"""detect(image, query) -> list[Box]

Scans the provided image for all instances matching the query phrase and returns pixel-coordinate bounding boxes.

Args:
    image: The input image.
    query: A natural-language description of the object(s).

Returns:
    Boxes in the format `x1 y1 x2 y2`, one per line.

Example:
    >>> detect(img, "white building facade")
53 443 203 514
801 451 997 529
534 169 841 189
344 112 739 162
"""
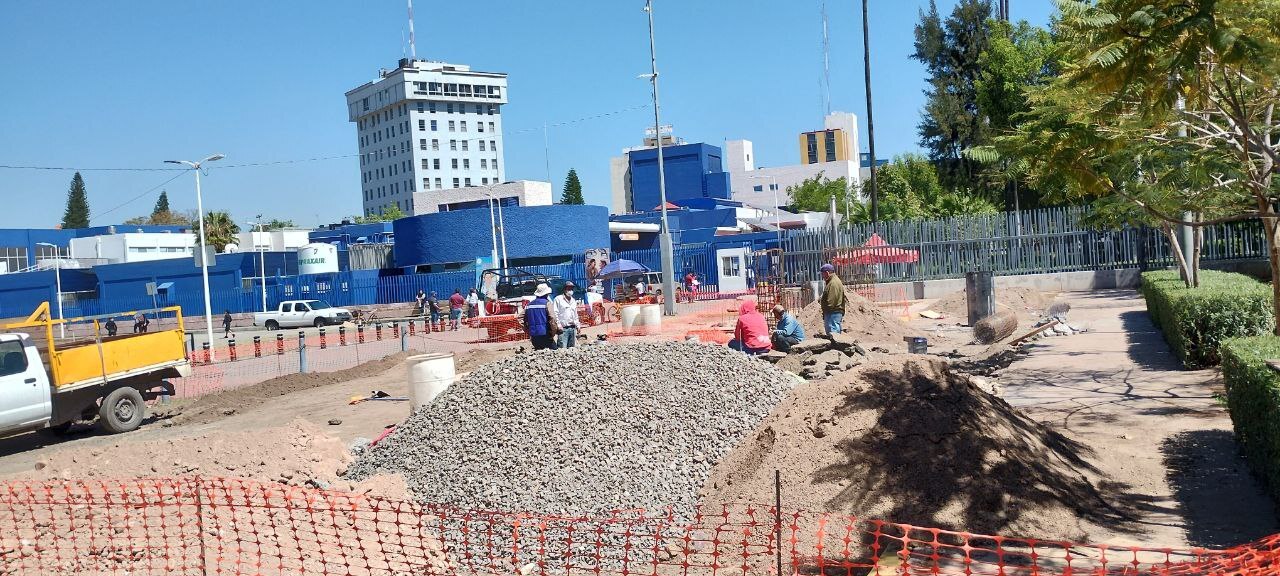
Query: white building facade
68 233 195 264
725 112 862 210
346 58 509 217
412 180 552 215
234 229 313 252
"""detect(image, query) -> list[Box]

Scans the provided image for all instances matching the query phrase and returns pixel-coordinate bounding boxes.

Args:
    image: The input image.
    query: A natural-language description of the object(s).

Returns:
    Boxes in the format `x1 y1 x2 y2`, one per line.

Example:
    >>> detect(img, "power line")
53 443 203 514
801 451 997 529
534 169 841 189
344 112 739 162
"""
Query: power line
90 171 189 222
0 164 182 172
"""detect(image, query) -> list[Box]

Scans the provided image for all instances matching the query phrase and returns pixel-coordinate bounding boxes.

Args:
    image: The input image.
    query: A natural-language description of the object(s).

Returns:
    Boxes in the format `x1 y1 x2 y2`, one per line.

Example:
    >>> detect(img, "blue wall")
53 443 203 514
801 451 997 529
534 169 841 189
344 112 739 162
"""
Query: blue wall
392 204 609 268
628 143 732 211
0 268 97 318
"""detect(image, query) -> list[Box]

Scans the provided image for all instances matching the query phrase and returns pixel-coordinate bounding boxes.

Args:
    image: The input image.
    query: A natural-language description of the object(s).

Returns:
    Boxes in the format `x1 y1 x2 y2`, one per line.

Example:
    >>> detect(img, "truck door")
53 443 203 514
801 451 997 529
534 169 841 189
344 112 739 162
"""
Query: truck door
0 335 52 434
293 302 311 326
280 302 295 327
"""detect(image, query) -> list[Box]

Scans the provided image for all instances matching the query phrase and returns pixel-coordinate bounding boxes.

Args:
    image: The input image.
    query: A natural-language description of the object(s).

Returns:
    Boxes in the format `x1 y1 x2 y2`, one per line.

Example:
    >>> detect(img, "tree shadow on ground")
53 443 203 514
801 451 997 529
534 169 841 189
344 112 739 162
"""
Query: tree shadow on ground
1161 429 1279 548
811 360 1165 540
1120 310 1189 372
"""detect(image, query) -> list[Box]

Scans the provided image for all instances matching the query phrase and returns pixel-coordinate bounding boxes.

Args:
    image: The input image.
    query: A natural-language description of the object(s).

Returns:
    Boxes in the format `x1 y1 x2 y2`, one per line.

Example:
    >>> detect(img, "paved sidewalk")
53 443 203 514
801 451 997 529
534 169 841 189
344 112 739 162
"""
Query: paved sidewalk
998 290 1278 549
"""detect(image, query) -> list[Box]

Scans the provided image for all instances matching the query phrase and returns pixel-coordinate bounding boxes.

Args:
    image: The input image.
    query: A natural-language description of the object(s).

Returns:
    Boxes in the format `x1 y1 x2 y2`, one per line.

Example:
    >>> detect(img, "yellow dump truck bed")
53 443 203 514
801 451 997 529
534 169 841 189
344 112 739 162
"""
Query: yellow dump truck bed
4 303 191 390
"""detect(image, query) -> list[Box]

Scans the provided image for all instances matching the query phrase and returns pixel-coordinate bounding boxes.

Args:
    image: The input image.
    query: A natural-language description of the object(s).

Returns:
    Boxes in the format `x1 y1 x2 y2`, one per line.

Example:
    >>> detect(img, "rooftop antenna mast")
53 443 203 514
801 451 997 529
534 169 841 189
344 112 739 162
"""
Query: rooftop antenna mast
821 0 831 116
407 0 417 59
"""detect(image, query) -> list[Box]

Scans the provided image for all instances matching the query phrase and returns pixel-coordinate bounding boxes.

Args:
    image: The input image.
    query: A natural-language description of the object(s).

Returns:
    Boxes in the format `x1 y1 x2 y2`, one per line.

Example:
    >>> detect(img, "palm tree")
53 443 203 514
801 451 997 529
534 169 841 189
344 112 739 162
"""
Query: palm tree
197 211 241 252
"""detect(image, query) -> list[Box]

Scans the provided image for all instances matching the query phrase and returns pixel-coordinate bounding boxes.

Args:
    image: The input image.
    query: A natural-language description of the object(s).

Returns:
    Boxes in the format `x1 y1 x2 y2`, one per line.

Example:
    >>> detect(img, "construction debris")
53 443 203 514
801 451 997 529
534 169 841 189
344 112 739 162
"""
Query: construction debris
973 310 1018 345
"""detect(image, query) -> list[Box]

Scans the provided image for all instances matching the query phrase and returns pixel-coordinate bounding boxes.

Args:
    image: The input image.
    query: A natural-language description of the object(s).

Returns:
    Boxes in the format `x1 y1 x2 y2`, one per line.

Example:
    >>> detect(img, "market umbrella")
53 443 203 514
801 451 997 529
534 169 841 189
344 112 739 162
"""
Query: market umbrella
596 259 651 280
833 233 920 265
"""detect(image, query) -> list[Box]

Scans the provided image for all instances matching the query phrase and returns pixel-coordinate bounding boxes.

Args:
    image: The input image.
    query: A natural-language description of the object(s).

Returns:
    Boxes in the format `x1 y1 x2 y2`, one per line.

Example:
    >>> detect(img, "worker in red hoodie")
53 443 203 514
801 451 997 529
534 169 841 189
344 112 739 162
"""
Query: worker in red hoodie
728 300 772 356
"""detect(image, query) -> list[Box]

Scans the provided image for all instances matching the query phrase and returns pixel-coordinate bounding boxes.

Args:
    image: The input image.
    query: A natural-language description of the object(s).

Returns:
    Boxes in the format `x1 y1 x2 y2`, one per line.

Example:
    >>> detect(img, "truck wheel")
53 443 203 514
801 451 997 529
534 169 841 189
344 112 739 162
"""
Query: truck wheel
265 320 280 331
98 387 145 434
314 317 327 328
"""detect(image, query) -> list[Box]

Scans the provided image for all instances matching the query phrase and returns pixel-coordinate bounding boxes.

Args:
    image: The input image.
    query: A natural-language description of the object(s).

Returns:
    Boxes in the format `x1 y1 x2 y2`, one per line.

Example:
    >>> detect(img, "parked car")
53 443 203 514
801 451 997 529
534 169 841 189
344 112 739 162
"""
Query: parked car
253 300 353 330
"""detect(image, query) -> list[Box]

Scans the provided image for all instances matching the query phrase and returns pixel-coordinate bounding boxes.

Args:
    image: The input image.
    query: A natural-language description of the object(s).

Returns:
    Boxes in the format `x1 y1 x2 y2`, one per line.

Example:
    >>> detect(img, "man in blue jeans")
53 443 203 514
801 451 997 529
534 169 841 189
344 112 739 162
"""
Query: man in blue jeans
523 283 556 350
820 263 846 335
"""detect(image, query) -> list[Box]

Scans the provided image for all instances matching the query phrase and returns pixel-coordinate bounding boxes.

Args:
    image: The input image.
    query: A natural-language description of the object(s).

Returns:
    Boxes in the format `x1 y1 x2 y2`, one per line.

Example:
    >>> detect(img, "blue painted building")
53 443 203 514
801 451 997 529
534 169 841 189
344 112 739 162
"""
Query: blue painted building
309 222 395 248
393 204 609 272
0 224 189 273
627 143 732 212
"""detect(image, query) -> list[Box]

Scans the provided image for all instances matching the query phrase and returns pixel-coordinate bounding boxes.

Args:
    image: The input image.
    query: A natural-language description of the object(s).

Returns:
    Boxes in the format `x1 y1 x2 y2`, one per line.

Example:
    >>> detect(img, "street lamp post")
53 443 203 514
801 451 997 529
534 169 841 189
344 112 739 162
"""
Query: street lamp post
643 0 678 315
254 215 268 313
748 175 783 243
36 243 64 339
480 186 509 270
165 153 224 358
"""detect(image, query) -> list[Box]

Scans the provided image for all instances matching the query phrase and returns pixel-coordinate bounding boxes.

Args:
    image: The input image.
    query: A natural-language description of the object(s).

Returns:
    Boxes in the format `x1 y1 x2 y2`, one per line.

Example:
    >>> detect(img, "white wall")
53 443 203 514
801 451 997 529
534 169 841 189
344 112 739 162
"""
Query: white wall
69 233 195 264
728 158 860 210
237 229 313 252
412 180 552 215
609 156 629 215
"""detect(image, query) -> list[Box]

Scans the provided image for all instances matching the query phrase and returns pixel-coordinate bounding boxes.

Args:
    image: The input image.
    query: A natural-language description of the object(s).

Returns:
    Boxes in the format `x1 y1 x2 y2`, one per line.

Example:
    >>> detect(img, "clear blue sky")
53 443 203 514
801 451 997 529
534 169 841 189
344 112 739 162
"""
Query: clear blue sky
0 1 1056 229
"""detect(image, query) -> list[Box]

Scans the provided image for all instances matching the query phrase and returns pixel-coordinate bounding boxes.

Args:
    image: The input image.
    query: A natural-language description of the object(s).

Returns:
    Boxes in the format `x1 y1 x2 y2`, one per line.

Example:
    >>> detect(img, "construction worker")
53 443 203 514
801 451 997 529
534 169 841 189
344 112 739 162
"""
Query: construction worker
770 304 805 352
820 263 846 335
728 300 772 355
551 281 581 349
523 283 556 350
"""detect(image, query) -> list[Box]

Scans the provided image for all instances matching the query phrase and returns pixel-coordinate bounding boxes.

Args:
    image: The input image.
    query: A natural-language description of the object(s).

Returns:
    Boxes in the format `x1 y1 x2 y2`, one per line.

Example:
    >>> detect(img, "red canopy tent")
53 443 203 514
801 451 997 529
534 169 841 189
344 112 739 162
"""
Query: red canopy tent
832 233 920 265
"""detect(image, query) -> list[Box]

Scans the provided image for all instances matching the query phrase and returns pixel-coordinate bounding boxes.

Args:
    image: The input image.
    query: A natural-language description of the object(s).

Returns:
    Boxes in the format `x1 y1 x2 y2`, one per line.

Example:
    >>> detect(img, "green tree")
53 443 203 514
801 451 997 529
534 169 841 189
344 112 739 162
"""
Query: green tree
353 204 406 223
262 219 295 230
874 154 999 221
785 174 853 213
61 172 90 229
1012 0 1275 298
196 211 241 252
151 191 171 218
913 0 994 189
561 169 585 205
976 20 1057 134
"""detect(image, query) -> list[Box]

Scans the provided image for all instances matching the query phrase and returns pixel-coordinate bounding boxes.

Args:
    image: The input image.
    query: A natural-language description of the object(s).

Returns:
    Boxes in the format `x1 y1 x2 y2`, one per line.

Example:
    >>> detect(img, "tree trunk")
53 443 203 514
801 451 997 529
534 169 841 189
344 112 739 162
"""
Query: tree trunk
1191 213 1202 288
1264 208 1280 337
1161 222 1193 289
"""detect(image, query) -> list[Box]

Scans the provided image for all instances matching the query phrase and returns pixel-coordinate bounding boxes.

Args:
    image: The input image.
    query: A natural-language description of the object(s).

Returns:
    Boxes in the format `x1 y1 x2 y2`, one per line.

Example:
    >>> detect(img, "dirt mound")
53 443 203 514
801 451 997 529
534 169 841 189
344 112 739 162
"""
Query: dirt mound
927 286 1055 321
701 358 1133 543
167 352 414 425
798 288 922 350
14 419 408 499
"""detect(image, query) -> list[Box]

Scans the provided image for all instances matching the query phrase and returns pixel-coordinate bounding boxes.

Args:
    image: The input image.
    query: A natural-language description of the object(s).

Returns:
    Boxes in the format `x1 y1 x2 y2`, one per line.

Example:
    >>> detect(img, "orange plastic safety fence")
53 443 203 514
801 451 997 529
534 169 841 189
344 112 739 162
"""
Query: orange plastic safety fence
4 477 1272 576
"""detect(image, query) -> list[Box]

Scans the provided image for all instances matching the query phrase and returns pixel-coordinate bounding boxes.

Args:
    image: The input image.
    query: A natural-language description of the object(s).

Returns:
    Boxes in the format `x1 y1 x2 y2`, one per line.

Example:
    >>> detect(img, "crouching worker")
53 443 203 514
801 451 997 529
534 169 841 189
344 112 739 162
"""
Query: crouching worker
770 304 805 352
728 300 772 356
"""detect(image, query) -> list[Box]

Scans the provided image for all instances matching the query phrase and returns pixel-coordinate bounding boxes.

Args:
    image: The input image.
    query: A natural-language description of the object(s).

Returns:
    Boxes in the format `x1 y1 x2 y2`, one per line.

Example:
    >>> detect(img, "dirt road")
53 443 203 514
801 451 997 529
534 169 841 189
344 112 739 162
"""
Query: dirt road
996 289 1278 549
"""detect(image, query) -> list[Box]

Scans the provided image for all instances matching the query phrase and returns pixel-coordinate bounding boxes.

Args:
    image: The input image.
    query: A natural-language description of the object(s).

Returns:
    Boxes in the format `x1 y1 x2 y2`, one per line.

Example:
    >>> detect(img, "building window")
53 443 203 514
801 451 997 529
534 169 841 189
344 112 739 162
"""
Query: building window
431 120 438 131
362 97 369 111
431 139 439 150
452 178 460 188
463 159 470 169
460 121 467 132
418 119 425 131
479 141 486 152
435 177 442 188
490 140 497 151
824 131 837 162
721 256 742 277
464 178 472 186
481 159 488 169
419 139 427 150
482 177 489 185
488 122 494 132
478 122 485 133
487 105 495 115
421 159 430 170
452 159 459 169
422 177 430 190
450 140 457 151
446 103 454 113
806 133 819 164
433 159 441 169
461 141 469 151
416 102 424 112
448 121 455 132
752 185 763 192
429 102 437 113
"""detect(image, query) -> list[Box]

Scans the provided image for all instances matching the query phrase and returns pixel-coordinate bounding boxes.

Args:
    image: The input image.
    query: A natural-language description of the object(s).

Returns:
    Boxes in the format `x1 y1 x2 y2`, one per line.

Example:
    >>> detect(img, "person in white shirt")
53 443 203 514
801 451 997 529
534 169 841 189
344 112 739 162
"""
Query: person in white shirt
633 280 647 299
551 281 582 348
465 288 481 318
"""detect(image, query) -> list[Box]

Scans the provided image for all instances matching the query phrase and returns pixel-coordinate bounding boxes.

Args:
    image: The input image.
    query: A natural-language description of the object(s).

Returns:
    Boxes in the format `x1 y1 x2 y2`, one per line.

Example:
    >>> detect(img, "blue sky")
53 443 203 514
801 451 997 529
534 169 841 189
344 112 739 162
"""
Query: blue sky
0 1 1057 229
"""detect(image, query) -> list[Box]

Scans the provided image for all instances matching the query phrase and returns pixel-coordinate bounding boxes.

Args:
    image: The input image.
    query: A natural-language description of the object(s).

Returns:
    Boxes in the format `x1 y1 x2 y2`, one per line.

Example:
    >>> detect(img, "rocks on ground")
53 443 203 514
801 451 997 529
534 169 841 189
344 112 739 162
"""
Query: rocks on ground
797 288 922 352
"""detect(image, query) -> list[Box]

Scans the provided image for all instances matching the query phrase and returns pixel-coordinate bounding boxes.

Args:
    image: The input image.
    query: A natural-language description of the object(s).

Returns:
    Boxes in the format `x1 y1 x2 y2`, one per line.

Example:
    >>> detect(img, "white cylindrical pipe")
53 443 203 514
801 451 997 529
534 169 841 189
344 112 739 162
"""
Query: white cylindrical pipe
620 305 642 329
406 352 455 409
641 304 662 328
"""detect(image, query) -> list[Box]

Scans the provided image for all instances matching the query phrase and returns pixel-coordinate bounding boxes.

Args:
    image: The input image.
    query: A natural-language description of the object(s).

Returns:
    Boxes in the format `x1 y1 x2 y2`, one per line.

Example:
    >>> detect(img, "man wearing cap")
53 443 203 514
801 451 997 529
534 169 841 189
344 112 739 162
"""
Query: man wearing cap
820 263 846 335
551 281 582 349
770 304 805 352
523 283 557 350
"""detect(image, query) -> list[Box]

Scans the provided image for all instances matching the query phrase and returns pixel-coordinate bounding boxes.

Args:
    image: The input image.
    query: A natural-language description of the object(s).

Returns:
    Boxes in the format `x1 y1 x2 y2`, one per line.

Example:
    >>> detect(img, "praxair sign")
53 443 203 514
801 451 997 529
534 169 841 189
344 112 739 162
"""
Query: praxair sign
297 244 339 275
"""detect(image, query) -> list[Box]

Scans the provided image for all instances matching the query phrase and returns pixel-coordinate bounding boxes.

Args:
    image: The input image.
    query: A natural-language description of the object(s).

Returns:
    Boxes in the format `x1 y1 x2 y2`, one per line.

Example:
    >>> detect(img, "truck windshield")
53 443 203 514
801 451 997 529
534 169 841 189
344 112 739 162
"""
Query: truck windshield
308 300 332 310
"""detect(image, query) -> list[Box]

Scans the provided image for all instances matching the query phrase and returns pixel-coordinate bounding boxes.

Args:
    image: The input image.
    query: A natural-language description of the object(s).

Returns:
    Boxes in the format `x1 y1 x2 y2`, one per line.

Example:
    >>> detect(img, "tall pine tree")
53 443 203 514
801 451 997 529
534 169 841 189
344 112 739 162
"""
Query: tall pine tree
151 190 171 218
561 169 585 205
61 172 90 229
912 0 993 191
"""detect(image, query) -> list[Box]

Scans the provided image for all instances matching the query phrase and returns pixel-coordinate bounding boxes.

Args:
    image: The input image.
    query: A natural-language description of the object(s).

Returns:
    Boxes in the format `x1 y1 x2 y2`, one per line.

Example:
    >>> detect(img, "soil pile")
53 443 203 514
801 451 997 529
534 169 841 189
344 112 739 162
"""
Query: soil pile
701 358 1133 543
14 419 408 499
927 287 1055 321
797 288 922 350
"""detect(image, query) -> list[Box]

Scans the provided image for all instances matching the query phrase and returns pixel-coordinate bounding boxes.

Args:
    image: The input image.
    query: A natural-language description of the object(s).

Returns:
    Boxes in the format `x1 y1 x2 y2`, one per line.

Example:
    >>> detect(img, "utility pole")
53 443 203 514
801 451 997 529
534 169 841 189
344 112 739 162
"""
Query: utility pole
644 0 678 315
861 0 880 223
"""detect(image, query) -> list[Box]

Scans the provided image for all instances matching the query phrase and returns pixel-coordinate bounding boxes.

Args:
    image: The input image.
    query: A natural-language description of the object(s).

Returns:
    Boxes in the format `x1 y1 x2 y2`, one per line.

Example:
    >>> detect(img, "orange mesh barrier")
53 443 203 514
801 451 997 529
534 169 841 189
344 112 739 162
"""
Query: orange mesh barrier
1 476 1275 575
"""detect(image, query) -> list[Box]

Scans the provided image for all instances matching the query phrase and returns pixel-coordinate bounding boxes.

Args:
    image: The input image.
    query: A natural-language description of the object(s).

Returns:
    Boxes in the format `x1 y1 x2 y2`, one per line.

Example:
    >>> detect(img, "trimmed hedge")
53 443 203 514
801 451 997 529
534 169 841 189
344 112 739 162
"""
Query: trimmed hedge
1139 269 1274 368
1222 336 1280 502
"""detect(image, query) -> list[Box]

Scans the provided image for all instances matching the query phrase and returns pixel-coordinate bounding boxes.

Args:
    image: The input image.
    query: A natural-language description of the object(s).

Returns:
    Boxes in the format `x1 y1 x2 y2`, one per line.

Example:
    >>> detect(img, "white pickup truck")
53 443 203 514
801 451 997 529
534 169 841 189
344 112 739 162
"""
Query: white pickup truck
253 300 353 330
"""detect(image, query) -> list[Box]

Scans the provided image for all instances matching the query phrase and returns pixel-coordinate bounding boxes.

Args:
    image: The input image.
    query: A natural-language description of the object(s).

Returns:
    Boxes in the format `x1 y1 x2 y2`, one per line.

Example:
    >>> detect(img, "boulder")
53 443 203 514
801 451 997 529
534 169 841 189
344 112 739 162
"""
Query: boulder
815 350 845 367
760 351 788 364
827 332 859 351
791 338 832 354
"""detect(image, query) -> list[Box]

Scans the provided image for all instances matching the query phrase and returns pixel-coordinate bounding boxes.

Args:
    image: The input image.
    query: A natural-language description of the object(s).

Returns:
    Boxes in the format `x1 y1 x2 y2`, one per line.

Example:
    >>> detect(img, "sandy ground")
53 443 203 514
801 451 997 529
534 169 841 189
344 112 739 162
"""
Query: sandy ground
0 290 1274 555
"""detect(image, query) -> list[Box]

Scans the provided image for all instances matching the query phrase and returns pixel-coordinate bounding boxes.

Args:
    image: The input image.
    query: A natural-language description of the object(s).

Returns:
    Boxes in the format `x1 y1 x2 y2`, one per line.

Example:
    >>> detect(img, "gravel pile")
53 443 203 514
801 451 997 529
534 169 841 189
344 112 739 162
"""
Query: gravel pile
346 341 797 567
347 341 796 518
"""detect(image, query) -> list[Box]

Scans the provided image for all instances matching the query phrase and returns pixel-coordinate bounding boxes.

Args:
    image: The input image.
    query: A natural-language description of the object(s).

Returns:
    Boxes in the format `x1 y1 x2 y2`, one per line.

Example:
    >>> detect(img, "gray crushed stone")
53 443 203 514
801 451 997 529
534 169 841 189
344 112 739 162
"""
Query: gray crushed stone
347 341 796 520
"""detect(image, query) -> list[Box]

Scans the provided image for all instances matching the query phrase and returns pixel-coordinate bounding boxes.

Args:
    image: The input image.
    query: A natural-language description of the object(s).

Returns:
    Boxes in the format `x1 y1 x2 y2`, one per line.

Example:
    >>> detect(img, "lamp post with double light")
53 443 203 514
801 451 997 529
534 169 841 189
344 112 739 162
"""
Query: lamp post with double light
164 153 224 358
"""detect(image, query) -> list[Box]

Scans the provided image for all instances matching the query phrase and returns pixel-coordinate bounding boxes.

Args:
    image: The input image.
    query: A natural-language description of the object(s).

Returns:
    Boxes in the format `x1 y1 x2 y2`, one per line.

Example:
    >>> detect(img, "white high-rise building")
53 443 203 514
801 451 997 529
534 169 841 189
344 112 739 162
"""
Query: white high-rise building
346 58 509 217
